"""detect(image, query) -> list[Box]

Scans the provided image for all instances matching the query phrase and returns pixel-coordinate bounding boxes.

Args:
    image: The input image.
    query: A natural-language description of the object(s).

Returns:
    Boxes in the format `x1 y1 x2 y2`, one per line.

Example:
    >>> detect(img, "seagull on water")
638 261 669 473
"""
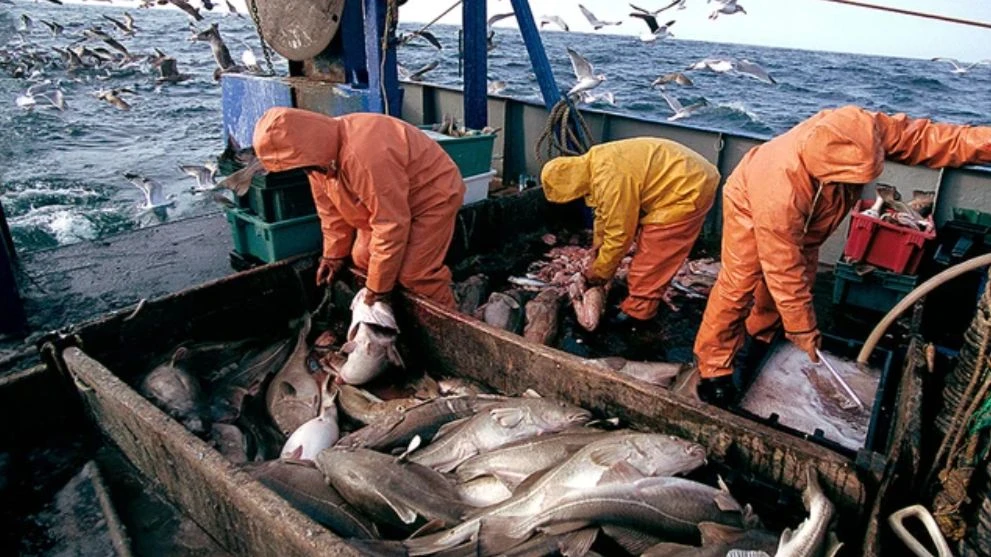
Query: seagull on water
579 4 622 30
931 57 991 74
179 163 218 192
629 12 675 42
631 0 685 16
566 47 606 97
659 90 707 121
709 0 746 19
124 172 175 212
539 15 570 32
651 72 693 87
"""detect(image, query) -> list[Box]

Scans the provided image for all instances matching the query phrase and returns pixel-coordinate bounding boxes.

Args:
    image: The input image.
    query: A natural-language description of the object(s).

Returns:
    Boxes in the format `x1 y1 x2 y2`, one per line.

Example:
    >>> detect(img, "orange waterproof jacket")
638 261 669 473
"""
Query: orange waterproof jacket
253 108 465 295
540 138 720 280
727 105 991 334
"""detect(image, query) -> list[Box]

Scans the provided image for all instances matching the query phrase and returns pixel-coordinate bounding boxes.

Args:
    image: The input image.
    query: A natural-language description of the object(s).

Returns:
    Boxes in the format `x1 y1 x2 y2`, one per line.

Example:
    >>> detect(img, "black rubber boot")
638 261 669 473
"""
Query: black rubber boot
734 334 773 388
697 375 740 407
607 310 649 329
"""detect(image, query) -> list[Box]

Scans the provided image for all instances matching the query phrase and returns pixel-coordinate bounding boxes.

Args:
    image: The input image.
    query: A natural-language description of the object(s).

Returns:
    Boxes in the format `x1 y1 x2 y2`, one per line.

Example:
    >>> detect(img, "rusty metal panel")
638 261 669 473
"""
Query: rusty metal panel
252 0 346 61
61 347 359 557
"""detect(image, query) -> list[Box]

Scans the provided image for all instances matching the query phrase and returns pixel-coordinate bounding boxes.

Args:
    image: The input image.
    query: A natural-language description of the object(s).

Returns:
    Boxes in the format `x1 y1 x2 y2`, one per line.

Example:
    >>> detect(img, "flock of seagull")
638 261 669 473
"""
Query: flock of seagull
2 0 267 214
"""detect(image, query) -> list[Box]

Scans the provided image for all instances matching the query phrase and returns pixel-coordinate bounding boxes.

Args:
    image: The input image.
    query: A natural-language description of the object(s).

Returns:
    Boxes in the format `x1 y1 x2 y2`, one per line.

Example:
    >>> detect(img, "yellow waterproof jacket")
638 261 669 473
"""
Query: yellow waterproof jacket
540 138 720 280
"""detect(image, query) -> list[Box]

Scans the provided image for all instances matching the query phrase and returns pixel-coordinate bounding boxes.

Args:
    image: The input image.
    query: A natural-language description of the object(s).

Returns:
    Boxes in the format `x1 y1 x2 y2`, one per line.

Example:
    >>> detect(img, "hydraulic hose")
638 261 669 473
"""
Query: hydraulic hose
857 253 991 366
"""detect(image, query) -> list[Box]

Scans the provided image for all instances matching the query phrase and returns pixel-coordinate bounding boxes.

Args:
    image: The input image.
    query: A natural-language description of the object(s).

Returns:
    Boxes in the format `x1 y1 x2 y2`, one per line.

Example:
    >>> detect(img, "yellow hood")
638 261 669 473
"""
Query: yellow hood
540 154 592 204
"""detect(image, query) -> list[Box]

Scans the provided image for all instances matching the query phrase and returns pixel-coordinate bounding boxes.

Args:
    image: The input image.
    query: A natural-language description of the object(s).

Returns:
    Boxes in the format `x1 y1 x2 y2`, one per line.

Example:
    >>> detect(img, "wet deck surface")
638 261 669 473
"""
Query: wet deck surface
2 213 235 374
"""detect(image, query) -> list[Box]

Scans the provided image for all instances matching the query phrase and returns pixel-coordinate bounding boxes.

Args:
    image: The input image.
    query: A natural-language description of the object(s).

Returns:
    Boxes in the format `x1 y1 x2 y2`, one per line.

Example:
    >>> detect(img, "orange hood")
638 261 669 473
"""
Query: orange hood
252 107 342 173
798 106 885 185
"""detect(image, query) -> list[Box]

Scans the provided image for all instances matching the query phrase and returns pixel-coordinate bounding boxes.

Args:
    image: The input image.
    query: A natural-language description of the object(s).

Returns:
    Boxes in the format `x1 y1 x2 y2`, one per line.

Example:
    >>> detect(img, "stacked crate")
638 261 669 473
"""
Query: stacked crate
418 126 497 205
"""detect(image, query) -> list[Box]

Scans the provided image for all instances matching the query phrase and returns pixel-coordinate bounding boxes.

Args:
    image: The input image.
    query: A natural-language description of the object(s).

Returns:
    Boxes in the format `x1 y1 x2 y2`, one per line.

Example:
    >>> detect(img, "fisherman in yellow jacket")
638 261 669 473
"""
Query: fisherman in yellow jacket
541 137 721 323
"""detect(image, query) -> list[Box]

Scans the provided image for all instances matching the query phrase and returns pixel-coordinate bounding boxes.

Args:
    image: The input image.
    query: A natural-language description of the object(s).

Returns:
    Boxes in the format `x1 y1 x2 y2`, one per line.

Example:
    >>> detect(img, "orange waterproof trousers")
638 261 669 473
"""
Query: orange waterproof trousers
351 194 461 309
693 194 819 379
620 207 711 321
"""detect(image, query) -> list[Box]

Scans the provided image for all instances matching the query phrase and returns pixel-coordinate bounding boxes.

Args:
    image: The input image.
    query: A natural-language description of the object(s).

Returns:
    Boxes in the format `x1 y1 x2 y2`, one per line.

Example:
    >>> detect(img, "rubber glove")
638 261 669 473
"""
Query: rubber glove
582 268 609 288
316 257 347 286
363 288 392 306
786 330 822 363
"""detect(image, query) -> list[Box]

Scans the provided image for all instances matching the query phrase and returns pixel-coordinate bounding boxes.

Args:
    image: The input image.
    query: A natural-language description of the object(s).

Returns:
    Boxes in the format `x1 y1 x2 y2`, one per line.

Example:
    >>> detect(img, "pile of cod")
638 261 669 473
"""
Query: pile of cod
136 296 837 557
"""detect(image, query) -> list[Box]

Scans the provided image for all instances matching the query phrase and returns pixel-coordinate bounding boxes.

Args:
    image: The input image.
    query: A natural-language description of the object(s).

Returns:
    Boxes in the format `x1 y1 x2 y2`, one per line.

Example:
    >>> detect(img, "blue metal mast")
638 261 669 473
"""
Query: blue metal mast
508 0 562 110
462 0 488 128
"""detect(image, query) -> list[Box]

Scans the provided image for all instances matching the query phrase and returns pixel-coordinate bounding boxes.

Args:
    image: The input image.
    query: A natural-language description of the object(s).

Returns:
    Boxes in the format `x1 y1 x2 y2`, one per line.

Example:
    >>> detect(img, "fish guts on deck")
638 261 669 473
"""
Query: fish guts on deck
252 107 466 308
540 137 721 321
693 105 991 402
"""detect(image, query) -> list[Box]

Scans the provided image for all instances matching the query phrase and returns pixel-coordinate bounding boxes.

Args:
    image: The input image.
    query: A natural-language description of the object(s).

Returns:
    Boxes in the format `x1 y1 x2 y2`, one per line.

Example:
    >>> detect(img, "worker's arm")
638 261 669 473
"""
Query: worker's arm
588 168 640 281
876 111 991 168
309 176 355 259
349 160 412 295
747 177 818 335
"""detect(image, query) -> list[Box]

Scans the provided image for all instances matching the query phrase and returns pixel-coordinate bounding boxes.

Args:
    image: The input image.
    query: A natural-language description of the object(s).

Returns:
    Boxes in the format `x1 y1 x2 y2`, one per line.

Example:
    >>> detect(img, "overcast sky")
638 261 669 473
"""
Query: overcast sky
398 0 991 61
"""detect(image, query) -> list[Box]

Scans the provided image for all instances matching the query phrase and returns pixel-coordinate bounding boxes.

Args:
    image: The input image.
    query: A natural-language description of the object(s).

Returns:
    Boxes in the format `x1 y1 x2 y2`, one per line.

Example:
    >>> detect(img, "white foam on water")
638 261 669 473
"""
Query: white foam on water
48 209 98 244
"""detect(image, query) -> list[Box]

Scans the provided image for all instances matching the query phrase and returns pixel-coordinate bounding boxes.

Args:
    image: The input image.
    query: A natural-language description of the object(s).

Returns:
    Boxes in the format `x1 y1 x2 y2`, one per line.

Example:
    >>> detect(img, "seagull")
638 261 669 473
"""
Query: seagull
101 13 137 36
579 90 617 106
407 60 439 81
94 88 136 111
539 15 570 32
167 0 204 22
651 71 693 87
156 57 190 83
18 14 33 33
15 81 66 111
630 1 685 16
931 57 991 74
579 4 622 30
124 172 175 211
179 163 218 192
566 47 605 97
399 29 442 50
201 0 216 10
735 59 776 84
709 0 746 19
82 27 130 57
629 13 675 42
225 0 243 17
488 80 507 94
686 57 735 73
241 48 262 73
659 90 707 121
38 20 64 37
485 12 515 49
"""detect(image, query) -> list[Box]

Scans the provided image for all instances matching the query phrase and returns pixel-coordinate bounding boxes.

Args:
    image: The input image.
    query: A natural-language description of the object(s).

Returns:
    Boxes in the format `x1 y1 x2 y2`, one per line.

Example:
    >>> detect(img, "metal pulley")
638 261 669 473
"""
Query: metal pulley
250 0 347 61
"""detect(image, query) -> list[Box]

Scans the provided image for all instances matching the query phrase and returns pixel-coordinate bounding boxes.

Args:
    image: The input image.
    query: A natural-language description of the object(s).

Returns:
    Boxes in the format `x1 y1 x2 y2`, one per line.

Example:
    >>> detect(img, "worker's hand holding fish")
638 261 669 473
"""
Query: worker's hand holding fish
339 288 404 385
786 329 822 363
316 257 347 286
568 274 607 332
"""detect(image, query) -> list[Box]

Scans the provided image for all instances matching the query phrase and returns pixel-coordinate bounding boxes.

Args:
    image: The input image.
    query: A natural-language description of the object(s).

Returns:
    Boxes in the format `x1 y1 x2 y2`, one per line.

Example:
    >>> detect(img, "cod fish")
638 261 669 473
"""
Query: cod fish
438 377 492 397
489 476 755 552
281 399 339 461
642 522 779 556
140 348 207 434
480 291 525 333
454 429 610 490
245 459 380 539
337 393 504 452
337 384 422 425
210 337 294 423
266 316 321 435
316 447 475 533
774 468 841 557
454 274 489 314
569 283 606 332
455 475 515 507
524 289 564 346
585 357 683 388
405 432 707 555
210 423 249 464
339 322 404 385
409 398 593 473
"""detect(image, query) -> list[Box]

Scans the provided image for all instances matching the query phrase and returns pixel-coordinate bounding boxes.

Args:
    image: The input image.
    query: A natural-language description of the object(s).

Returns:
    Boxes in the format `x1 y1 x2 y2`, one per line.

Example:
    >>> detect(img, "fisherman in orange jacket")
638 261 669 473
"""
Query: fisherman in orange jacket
252 107 465 308
694 105 991 406
541 138 721 323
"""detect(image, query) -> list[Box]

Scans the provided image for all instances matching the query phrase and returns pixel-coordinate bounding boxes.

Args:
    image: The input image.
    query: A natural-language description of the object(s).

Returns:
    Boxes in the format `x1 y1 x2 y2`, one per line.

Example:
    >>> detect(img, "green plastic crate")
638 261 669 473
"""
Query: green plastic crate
419 126 496 177
236 182 316 223
832 260 919 313
225 208 321 263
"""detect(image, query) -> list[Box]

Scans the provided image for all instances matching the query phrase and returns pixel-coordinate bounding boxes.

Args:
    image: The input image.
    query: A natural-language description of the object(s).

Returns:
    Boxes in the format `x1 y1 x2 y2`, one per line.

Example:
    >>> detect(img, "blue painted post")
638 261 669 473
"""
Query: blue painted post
0 200 26 337
508 0 561 110
363 0 402 116
343 0 369 86
462 0 487 129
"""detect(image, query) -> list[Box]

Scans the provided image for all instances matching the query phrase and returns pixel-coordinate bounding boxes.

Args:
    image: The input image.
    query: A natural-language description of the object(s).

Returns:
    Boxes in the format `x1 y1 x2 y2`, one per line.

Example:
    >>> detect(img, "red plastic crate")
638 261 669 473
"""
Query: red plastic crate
843 199 935 274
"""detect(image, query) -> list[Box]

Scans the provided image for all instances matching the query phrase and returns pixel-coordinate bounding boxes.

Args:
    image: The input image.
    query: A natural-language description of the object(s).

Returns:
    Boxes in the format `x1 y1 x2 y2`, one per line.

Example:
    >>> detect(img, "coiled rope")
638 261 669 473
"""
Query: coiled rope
536 98 594 164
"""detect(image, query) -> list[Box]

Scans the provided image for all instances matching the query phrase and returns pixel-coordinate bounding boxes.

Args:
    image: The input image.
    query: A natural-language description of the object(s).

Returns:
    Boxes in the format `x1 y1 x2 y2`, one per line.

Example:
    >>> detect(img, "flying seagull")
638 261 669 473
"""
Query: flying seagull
101 13 137 36
156 57 190 83
485 12 515 49
407 60 439 81
179 163 218 192
539 15 570 32
579 4 622 30
38 19 64 37
651 71 693 87
579 90 617 106
686 57 735 73
931 57 991 74
94 87 136 111
124 172 175 211
399 29 442 49
659 90 707 121
167 0 204 22
629 13 675 42
735 59 776 84
566 47 605 97
225 0 243 17
630 1 685 16
709 0 746 20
